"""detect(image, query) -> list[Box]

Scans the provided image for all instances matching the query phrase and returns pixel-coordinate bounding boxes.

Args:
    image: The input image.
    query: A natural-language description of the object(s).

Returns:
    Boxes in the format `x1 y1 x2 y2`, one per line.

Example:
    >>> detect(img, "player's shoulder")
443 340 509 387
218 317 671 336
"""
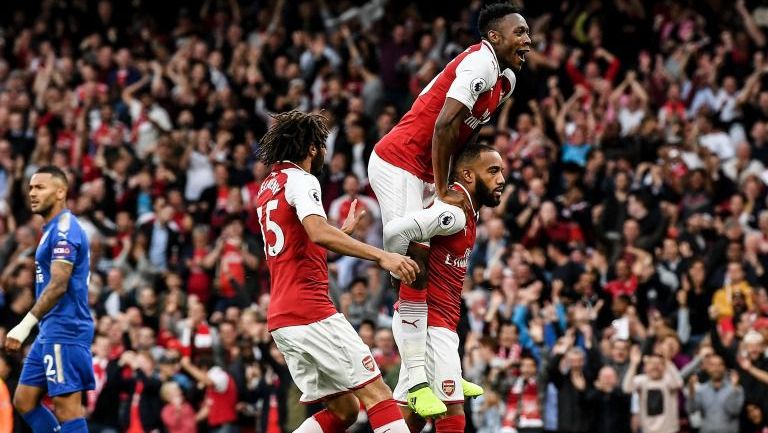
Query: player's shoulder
453 41 503 91
284 167 320 190
56 211 86 240
283 167 323 205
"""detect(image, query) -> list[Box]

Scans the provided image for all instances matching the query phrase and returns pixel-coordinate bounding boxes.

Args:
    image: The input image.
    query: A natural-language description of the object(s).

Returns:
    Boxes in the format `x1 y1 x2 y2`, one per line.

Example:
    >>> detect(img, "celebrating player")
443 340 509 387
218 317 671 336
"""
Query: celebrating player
255 110 419 433
368 2 530 416
4 166 94 433
384 144 505 432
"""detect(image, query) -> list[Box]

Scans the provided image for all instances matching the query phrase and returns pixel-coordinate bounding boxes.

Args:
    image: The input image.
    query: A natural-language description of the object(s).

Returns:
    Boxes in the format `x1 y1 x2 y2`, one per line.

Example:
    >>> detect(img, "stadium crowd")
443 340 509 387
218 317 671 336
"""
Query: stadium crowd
5 0 768 432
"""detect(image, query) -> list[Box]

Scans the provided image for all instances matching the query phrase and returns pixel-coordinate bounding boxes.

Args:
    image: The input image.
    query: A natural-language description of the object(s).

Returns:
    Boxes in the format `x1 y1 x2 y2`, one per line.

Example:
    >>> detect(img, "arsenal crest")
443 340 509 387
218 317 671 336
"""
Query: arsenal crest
442 380 455 396
362 355 375 372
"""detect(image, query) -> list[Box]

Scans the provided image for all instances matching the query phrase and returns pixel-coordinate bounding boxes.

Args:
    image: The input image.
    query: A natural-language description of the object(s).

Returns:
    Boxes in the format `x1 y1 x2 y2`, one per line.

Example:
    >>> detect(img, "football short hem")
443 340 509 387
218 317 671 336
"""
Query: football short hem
18 379 46 389
48 384 95 397
18 379 96 397
299 373 382 405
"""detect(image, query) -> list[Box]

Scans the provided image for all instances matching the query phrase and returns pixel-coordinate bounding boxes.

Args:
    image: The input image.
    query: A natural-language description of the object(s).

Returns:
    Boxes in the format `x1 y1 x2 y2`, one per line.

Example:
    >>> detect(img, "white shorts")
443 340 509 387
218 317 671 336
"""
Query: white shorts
270 313 381 404
368 151 436 247
392 311 464 404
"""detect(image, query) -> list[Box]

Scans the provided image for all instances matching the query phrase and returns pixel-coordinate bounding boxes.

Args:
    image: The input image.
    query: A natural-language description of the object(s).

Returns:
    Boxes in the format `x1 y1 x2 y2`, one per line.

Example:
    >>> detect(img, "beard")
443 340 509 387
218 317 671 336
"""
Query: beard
32 199 55 218
476 180 501 208
309 151 325 176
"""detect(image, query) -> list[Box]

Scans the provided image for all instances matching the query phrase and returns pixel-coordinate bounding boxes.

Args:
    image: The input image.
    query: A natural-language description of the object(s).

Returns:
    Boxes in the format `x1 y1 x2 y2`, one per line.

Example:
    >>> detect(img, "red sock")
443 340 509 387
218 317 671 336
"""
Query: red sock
399 283 427 302
435 415 465 433
367 399 409 433
316 409 349 431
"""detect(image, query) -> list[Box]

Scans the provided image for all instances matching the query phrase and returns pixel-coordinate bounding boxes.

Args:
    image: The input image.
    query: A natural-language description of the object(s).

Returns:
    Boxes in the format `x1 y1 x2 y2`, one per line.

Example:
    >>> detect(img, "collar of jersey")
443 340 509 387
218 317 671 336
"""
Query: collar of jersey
453 182 478 217
44 208 69 230
481 39 501 77
279 160 306 172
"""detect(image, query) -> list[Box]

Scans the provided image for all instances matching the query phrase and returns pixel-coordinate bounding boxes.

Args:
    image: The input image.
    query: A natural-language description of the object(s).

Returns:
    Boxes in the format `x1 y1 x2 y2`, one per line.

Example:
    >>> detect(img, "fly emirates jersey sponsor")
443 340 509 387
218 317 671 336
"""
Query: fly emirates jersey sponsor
426 204 476 330
256 162 337 331
375 40 516 183
384 184 477 330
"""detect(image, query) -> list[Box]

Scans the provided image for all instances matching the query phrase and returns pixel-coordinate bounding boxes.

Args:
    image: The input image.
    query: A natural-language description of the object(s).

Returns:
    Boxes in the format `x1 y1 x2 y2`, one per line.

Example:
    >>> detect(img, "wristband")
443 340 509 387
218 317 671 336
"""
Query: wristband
7 312 39 343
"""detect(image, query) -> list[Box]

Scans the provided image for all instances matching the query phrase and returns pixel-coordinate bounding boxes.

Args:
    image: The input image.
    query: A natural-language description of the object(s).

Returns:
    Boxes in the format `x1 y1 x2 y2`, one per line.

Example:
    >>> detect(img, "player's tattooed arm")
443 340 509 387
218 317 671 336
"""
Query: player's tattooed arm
29 261 73 319
433 98 471 204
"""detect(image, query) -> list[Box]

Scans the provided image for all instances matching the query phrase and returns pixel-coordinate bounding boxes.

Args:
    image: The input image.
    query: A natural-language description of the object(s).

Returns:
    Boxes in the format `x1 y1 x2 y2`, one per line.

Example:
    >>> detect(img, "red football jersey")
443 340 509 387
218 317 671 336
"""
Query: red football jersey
256 162 337 331
375 40 516 183
426 198 477 330
384 184 477 330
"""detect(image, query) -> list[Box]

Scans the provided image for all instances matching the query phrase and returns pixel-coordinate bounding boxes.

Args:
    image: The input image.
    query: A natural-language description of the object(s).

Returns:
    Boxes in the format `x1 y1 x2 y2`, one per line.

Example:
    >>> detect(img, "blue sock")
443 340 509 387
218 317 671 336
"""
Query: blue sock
60 418 88 433
22 405 61 433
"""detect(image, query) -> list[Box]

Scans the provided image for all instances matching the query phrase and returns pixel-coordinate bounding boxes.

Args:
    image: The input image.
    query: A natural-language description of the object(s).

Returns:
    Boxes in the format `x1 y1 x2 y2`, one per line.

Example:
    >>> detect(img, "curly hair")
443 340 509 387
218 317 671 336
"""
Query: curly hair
256 110 329 165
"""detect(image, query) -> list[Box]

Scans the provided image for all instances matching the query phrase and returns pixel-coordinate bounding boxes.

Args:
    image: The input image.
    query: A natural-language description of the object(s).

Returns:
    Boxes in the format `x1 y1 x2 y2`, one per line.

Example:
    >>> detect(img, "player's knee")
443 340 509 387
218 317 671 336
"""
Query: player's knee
354 377 393 408
326 394 361 427
52 394 85 421
334 407 359 427
382 222 401 248
445 403 464 417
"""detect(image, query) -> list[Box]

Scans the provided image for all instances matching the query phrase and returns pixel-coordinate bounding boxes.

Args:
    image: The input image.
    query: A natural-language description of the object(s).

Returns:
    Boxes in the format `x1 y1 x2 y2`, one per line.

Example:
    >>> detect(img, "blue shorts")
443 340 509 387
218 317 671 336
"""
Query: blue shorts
19 340 95 396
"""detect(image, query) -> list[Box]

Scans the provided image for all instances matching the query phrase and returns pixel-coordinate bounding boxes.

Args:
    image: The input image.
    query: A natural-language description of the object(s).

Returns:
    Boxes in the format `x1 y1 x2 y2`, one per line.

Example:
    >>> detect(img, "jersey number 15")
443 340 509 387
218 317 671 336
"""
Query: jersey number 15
257 199 285 256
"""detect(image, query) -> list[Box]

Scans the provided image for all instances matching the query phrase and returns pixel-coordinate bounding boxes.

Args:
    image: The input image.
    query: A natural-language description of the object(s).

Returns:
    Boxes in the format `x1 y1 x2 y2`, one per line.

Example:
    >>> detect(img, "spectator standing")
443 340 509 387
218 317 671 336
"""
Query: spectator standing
686 354 744 433
622 346 683 433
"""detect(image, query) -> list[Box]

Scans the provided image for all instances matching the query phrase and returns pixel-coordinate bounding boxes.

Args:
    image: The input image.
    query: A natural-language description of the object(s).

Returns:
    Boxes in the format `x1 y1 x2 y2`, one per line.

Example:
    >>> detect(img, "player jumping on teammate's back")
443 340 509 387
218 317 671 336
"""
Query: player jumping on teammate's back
368 1 531 418
384 144 506 433
4 166 94 433
255 110 419 433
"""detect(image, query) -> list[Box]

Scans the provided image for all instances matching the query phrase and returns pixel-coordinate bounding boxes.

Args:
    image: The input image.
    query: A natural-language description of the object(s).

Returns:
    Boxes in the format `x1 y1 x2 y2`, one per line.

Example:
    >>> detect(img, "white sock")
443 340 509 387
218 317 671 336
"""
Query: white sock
373 419 410 433
293 410 348 433
293 417 323 433
398 300 428 387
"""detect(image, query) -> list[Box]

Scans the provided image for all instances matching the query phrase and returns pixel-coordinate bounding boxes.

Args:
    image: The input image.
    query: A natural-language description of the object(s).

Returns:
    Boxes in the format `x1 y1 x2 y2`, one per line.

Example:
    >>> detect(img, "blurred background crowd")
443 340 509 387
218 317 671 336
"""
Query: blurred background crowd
3 0 768 432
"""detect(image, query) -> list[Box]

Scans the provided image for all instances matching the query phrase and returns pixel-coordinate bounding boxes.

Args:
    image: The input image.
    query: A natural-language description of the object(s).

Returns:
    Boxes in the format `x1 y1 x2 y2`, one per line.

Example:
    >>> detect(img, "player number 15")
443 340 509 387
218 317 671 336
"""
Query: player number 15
257 199 285 256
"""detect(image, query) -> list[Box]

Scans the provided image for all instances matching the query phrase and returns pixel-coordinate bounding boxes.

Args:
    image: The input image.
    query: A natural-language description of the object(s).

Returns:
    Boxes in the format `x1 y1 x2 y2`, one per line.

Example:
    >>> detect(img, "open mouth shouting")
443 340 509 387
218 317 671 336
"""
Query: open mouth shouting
516 47 530 64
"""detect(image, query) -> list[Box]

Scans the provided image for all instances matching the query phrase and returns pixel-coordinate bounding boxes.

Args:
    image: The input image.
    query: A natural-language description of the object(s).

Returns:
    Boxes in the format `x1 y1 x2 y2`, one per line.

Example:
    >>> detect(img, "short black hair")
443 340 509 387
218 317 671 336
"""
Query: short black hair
520 353 538 366
347 277 368 291
359 319 376 330
451 144 499 181
478 1 521 36
256 110 329 165
35 165 69 187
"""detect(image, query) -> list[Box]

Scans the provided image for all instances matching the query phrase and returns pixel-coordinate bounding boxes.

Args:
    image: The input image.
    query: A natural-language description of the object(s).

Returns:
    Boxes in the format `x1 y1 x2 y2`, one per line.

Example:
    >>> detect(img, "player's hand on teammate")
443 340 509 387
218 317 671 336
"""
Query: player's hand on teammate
378 252 419 284
341 199 366 236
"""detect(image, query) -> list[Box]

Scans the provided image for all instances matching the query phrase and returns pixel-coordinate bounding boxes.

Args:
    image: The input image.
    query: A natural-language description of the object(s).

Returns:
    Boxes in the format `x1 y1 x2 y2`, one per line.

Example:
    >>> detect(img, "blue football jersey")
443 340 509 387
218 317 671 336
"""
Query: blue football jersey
34 209 94 345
